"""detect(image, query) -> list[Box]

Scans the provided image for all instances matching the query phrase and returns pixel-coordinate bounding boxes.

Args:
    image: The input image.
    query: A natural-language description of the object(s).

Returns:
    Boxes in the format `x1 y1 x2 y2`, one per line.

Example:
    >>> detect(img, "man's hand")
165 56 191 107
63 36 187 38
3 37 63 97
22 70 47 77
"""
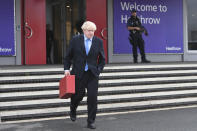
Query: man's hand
135 27 141 30
64 70 70 76
128 27 140 31
144 30 148 36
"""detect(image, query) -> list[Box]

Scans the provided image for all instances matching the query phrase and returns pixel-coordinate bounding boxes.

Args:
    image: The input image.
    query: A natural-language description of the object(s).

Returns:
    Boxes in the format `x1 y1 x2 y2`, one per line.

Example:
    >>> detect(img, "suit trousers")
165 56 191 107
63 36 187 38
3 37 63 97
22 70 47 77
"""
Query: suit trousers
70 70 98 124
130 34 146 61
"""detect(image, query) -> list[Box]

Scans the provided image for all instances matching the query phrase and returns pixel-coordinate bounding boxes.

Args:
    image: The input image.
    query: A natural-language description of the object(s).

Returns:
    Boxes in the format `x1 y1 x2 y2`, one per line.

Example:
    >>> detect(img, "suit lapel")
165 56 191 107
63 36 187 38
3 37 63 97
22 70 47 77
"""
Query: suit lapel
79 35 86 55
88 36 96 56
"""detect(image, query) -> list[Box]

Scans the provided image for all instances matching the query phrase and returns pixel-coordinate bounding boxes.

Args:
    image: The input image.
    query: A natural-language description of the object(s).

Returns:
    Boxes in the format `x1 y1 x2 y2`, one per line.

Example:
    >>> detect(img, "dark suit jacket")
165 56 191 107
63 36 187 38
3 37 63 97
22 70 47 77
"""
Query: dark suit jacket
64 34 105 79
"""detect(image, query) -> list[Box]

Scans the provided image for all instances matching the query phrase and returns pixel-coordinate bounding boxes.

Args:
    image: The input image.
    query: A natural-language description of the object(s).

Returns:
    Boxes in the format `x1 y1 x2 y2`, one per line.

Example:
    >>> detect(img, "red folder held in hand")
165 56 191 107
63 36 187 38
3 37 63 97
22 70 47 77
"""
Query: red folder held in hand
59 75 75 99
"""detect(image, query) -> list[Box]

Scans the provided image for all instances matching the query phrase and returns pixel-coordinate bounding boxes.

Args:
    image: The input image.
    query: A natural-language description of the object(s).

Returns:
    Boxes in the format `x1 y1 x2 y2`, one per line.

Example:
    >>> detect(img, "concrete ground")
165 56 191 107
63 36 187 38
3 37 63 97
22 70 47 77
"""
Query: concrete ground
1 106 197 131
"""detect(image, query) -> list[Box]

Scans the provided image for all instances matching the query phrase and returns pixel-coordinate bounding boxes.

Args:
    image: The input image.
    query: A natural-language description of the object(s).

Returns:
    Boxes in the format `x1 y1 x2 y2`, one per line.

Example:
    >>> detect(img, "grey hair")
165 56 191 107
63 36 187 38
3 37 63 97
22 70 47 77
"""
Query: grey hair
81 21 97 31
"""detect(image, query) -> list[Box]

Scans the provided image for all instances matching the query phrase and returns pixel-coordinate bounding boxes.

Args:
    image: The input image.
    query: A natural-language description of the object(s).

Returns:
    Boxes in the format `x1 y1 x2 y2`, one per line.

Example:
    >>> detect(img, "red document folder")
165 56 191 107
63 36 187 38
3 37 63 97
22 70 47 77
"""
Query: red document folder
59 75 75 99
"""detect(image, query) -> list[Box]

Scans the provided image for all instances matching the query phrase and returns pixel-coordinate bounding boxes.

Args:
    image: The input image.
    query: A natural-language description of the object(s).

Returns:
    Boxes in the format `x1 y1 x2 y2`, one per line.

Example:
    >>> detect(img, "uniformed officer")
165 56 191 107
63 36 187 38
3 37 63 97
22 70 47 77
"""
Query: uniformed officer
127 9 150 63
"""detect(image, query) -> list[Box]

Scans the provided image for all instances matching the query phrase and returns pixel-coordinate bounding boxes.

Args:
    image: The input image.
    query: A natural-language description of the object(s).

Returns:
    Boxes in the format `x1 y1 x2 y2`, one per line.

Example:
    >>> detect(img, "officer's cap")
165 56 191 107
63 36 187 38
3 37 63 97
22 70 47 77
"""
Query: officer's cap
131 9 137 13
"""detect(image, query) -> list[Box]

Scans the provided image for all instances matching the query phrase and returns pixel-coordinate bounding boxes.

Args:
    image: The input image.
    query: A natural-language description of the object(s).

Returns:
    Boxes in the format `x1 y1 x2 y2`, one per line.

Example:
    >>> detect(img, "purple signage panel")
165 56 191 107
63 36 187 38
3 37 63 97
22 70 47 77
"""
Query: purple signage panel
113 0 183 54
0 0 15 56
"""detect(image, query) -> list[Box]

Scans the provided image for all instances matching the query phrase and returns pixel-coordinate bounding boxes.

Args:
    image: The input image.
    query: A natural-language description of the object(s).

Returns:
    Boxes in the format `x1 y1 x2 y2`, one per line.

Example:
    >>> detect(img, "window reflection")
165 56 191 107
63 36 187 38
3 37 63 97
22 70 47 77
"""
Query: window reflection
187 0 197 50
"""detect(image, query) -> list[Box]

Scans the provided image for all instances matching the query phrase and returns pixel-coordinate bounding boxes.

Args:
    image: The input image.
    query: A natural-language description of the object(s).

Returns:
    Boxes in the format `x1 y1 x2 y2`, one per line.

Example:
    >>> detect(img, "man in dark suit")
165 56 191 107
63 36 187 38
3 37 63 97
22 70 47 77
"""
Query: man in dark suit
64 21 105 129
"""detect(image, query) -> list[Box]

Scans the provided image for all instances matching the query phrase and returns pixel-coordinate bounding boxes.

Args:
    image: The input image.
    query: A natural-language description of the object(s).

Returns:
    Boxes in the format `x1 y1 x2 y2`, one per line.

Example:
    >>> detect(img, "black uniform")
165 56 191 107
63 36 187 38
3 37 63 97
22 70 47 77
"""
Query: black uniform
127 15 149 63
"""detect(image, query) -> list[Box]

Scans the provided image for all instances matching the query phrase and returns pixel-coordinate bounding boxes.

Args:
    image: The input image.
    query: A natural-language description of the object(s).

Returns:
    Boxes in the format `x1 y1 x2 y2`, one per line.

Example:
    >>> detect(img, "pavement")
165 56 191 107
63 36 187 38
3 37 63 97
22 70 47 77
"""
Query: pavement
1 106 197 131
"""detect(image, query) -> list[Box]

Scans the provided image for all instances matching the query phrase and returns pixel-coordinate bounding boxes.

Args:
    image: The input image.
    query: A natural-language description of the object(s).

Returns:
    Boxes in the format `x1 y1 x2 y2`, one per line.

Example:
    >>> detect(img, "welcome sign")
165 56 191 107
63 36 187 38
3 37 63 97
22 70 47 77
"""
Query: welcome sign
0 0 15 56
113 0 183 54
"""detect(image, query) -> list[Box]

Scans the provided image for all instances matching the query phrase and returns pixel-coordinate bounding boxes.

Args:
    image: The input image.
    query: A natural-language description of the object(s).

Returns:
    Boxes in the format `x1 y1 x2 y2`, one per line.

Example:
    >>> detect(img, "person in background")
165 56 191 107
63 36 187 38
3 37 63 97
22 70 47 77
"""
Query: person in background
127 9 151 63
76 19 84 35
64 21 105 129
46 24 54 64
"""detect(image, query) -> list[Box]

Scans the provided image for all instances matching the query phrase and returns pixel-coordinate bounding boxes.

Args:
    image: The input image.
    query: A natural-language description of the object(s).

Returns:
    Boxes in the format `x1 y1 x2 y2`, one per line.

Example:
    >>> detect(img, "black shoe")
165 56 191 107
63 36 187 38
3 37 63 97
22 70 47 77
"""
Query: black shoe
69 111 76 122
87 123 96 129
133 60 138 63
141 60 151 63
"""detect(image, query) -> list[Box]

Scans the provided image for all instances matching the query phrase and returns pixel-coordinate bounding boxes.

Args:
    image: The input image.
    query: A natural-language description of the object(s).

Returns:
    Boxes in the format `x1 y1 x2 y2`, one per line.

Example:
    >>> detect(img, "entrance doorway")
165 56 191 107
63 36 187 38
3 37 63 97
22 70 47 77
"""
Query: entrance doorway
46 0 86 64
22 0 107 65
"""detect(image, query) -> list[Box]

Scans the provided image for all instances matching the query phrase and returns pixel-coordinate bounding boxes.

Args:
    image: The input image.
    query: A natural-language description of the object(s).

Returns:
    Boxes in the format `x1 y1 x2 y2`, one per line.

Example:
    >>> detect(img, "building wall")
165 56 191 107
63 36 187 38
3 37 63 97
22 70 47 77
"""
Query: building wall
1 0 196 65
15 0 22 65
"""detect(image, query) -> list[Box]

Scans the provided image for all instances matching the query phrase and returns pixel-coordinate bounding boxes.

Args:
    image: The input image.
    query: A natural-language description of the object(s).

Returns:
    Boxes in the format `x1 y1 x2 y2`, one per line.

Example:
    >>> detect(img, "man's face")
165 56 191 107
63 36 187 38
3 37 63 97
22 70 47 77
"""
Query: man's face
83 29 95 39
132 12 137 17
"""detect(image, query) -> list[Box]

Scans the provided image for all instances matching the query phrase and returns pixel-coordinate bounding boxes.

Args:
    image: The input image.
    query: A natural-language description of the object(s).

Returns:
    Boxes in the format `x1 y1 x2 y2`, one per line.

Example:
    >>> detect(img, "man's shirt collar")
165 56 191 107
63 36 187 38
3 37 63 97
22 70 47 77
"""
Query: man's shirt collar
84 35 93 41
